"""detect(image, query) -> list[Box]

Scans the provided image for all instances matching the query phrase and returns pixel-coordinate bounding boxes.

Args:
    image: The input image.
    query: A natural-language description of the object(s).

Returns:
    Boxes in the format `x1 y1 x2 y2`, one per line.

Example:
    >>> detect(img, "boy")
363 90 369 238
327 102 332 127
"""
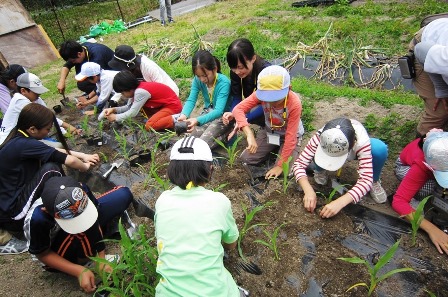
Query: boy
223 65 304 179
155 136 246 296
0 73 80 145
292 118 388 219
24 176 133 293
57 40 114 99
75 62 119 114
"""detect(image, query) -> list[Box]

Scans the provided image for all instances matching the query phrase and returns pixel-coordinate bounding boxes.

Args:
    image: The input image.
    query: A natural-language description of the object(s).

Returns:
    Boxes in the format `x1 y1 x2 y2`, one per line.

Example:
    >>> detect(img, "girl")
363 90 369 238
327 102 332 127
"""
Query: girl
101 70 182 131
0 64 27 114
391 129 448 255
0 103 99 234
155 135 246 296
176 50 232 148
226 38 271 126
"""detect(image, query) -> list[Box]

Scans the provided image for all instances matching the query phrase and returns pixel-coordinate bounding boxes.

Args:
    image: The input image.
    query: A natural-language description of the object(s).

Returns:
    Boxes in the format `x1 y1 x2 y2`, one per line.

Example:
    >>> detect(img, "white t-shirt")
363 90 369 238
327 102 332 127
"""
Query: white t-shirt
97 69 119 105
140 55 179 96
421 18 448 81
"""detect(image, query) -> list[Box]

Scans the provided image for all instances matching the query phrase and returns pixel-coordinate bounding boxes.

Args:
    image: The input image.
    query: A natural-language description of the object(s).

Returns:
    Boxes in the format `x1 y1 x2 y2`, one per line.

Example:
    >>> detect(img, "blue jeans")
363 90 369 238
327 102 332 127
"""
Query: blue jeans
312 138 388 182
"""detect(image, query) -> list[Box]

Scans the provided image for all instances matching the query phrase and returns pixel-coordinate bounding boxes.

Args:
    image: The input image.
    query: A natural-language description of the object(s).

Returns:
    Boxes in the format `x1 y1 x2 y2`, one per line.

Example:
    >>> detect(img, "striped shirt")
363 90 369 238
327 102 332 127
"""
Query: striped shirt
292 119 373 203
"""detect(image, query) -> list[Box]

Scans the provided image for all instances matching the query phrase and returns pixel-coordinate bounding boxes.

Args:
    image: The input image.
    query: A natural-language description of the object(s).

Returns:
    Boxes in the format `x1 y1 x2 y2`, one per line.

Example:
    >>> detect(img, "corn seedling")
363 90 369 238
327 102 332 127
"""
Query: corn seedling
136 163 153 189
254 222 288 260
214 135 243 168
281 156 293 194
92 221 159 296
98 120 104 138
113 128 132 160
317 183 350 204
424 289 437 297
238 201 275 260
64 130 77 147
80 115 91 137
338 240 414 296
409 196 431 247
147 130 176 192
99 152 108 163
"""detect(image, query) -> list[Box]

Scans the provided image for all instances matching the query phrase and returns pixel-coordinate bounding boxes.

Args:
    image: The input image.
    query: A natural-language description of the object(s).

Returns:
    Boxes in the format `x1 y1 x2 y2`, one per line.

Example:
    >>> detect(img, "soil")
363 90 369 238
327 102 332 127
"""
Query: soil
2 97 448 297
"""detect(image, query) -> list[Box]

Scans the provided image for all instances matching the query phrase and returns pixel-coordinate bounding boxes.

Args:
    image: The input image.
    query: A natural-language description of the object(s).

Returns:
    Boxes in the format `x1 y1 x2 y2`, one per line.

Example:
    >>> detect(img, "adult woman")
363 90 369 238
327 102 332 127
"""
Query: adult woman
391 129 448 254
226 38 271 126
0 104 98 233
176 50 232 148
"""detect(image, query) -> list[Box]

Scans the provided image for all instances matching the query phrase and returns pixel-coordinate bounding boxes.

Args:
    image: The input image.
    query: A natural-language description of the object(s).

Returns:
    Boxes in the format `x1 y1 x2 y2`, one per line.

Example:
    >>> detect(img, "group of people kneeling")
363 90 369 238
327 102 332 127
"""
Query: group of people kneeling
0 34 447 296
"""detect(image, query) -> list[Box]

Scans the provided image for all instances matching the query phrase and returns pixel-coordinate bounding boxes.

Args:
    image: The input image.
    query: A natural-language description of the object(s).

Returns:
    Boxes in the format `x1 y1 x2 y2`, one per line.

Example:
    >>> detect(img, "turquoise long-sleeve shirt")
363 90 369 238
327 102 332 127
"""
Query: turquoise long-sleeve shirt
181 73 231 126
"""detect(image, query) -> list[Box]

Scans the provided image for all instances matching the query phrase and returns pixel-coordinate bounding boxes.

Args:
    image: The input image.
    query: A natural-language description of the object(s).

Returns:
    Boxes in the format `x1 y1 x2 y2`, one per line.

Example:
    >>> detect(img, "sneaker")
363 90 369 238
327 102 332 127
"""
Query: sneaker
0 236 28 255
370 181 387 203
168 18 175 23
161 20 166 26
313 170 328 185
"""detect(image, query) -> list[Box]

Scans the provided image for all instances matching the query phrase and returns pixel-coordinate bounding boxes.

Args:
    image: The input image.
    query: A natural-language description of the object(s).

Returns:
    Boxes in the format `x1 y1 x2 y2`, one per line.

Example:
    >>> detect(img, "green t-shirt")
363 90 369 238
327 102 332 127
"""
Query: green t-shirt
155 186 240 297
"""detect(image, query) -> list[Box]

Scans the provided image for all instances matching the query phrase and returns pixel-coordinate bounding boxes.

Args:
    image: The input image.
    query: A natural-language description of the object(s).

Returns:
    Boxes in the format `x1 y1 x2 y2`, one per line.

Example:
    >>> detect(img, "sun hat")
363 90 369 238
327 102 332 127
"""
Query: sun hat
75 62 101 81
423 131 448 188
4 64 27 81
16 73 49 94
170 135 213 162
41 176 98 234
108 45 141 71
314 118 356 171
256 65 290 102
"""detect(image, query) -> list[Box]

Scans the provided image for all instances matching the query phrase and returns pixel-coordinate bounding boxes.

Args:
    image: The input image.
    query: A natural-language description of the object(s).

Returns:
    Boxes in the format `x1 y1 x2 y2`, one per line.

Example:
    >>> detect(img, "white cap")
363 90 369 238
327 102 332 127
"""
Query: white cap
170 136 213 161
75 62 101 81
423 131 448 188
16 73 49 94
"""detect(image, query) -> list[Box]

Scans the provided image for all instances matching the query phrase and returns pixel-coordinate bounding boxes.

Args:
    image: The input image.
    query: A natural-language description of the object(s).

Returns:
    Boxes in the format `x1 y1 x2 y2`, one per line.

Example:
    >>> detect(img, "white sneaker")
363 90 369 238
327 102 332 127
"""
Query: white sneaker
313 170 328 185
370 181 387 203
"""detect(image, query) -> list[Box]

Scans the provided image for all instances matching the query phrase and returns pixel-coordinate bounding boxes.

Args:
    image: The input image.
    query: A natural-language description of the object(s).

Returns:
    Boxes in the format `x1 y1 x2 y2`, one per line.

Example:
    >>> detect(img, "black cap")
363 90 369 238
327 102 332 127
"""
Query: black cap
108 45 141 71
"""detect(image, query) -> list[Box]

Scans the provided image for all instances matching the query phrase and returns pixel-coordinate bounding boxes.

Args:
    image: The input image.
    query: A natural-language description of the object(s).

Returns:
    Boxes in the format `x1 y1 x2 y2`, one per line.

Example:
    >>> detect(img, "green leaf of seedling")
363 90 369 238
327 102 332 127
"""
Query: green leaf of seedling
376 267 414 283
337 257 368 265
373 240 401 276
254 239 271 248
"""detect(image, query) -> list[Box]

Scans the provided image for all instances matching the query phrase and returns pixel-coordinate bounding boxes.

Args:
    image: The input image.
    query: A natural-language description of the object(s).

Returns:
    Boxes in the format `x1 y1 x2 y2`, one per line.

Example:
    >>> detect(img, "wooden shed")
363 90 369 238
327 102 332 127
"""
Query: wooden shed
0 0 59 69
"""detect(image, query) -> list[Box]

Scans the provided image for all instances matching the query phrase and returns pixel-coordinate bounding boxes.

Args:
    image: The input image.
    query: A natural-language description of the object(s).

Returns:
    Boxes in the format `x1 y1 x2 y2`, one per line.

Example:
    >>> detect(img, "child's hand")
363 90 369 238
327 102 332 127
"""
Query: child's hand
187 118 198 132
222 112 234 125
78 268 97 293
105 113 117 122
177 114 187 122
245 134 257 153
84 153 100 165
265 166 282 179
103 108 114 116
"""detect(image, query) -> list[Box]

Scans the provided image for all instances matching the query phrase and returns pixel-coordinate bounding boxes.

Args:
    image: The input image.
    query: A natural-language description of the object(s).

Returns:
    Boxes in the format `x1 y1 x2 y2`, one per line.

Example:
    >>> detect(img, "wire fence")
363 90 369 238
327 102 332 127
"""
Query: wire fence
21 0 174 47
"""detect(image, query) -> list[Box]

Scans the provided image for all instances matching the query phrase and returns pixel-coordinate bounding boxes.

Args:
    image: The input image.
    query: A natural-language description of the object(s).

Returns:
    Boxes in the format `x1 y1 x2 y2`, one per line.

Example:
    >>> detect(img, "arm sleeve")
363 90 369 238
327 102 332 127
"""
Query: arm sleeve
392 163 434 216
293 132 321 181
222 201 239 244
97 75 114 105
346 143 374 203
115 89 150 122
197 77 230 125
181 77 201 117
232 92 260 129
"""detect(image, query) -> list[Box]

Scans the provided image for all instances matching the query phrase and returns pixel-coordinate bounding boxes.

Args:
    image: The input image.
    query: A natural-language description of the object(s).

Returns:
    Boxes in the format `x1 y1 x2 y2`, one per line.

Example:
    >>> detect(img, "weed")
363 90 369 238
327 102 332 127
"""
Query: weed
338 239 414 296
213 183 228 192
92 221 159 296
409 196 431 247
254 222 287 260
238 201 275 260
214 135 243 168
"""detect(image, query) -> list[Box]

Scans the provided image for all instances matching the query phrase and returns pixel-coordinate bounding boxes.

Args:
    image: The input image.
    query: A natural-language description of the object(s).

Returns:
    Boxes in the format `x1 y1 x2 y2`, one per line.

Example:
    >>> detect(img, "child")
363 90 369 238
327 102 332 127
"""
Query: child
227 38 271 127
0 104 98 253
108 45 179 96
58 40 114 98
292 118 388 219
0 64 27 114
24 176 133 293
176 50 233 149
155 135 244 296
100 70 182 131
224 65 304 179
0 73 80 146
74 62 119 113
391 129 448 255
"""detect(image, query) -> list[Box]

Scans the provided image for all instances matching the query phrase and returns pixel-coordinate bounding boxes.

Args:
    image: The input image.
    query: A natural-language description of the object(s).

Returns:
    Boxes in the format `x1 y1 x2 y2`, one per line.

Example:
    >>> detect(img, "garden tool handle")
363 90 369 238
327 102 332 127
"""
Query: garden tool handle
336 168 342 181
102 164 116 179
